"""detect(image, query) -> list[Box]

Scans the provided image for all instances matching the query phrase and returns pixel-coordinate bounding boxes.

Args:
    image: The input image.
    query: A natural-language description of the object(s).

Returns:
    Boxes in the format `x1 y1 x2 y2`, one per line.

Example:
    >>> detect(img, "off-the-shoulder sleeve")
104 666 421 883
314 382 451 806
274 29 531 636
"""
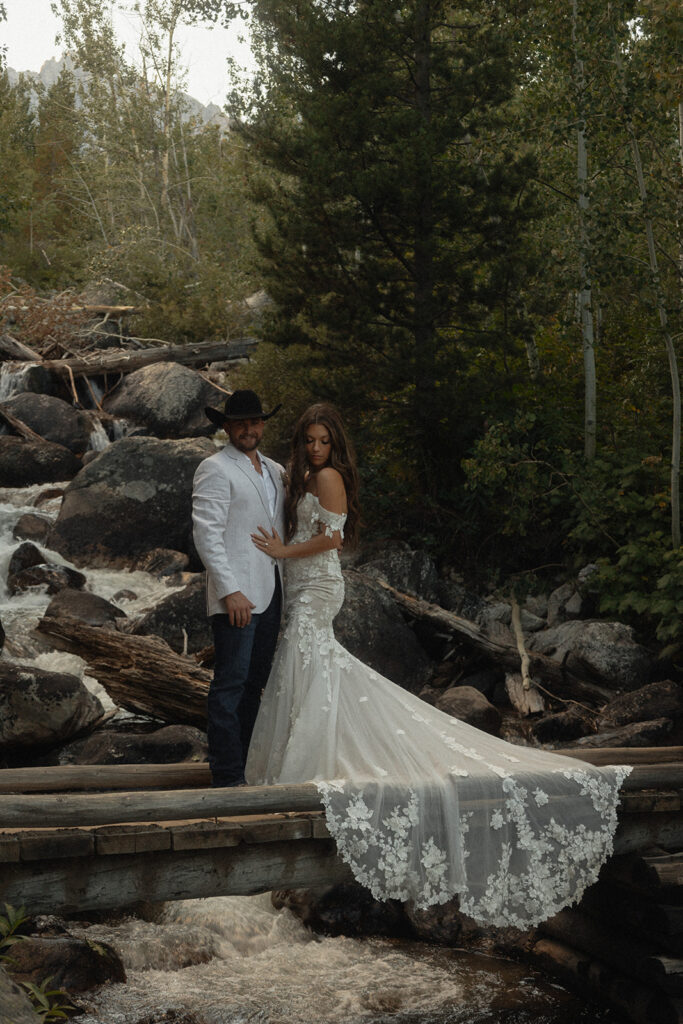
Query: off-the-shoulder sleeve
316 503 347 539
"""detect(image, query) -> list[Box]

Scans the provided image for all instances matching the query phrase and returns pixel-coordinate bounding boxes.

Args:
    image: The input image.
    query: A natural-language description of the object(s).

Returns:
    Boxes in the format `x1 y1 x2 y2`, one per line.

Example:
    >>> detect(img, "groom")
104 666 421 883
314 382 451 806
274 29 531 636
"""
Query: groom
192 389 285 787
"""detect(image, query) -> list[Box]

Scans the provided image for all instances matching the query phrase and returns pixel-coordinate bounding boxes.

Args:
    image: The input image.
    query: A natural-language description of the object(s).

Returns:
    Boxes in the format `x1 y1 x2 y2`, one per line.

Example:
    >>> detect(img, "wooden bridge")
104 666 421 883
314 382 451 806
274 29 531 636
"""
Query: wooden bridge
1 746 682 1024
0 745 682 916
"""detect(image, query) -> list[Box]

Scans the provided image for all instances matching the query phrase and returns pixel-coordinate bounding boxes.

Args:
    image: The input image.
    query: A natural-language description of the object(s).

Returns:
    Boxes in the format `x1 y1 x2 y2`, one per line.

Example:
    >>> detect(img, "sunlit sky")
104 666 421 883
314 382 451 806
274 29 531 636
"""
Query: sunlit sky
1 0 254 106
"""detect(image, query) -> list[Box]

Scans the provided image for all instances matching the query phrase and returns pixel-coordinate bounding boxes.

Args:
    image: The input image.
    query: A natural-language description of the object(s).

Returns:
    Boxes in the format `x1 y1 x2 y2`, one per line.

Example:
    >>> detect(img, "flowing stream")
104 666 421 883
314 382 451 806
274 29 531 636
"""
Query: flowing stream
0 471 626 1024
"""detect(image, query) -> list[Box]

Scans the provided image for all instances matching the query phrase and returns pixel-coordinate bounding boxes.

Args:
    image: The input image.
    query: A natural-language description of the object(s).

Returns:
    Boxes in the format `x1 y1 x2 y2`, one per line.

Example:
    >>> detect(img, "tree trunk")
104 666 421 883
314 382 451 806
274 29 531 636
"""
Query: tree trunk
572 0 597 461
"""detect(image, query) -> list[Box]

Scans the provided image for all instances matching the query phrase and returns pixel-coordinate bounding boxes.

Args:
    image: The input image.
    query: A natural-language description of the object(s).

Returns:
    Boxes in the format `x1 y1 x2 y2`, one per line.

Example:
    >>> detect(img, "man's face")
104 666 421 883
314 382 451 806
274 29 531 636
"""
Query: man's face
226 417 265 453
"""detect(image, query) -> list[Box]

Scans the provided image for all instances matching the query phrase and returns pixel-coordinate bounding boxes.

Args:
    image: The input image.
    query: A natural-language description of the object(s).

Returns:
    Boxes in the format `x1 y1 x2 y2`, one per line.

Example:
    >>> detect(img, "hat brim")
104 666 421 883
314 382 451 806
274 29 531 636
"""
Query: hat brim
205 403 282 427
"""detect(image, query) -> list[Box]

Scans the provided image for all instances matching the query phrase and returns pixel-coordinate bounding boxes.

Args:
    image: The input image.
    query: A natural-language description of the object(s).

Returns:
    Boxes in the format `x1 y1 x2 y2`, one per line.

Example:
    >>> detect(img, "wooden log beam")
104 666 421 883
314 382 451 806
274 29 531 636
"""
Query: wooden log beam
0 783 324 828
377 581 614 705
613 812 683 856
1 765 682 829
3 337 255 379
560 746 683 766
0 838 352 916
2 748 682 794
539 906 683 993
0 762 212 793
36 616 210 727
530 936 681 1024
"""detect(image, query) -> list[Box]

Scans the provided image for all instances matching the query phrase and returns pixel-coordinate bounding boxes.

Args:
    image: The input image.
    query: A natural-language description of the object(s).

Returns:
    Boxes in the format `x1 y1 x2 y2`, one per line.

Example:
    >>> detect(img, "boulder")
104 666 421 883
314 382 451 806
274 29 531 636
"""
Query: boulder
0 436 80 486
547 582 583 628
335 570 431 693
3 393 94 455
0 661 105 755
0 966 40 1024
478 601 512 631
529 707 595 744
405 897 484 946
359 547 439 602
130 575 210 654
46 436 214 567
44 589 127 626
436 578 482 619
55 724 208 765
435 685 501 735
8 934 125 992
597 680 683 731
8 541 44 575
456 667 503 701
0 617 4 652
528 620 653 690
12 512 52 543
7 542 86 596
134 548 190 578
8 564 86 596
102 362 225 439
271 883 411 938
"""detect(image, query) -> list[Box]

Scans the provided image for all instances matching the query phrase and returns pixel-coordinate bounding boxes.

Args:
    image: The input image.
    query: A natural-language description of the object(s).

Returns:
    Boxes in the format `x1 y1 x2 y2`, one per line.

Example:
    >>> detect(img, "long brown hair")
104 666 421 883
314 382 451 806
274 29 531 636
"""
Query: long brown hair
285 403 360 547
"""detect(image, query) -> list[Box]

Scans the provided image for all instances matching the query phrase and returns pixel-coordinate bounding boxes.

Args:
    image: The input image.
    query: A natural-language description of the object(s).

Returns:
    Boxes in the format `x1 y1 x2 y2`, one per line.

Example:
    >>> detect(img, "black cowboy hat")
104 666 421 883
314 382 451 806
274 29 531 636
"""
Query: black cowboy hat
205 389 282 428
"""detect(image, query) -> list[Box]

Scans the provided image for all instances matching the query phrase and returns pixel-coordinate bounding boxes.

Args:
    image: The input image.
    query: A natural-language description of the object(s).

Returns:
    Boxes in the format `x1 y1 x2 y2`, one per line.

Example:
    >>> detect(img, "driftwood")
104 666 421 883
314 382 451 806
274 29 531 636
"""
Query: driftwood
36 615 210 727
378 581 614 706
0 333 42 361
508 597 545 714
4 337 256 380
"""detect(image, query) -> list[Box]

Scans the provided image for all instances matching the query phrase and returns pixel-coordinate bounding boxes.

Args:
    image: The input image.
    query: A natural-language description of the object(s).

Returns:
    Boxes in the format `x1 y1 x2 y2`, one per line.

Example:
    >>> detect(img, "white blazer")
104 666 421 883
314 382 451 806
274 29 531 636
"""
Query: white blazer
192 443 286 616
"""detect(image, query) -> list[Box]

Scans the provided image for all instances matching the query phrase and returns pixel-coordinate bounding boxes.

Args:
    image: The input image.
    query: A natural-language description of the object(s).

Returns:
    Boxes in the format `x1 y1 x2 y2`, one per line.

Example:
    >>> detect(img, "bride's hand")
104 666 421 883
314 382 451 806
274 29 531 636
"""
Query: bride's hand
251 526 287 559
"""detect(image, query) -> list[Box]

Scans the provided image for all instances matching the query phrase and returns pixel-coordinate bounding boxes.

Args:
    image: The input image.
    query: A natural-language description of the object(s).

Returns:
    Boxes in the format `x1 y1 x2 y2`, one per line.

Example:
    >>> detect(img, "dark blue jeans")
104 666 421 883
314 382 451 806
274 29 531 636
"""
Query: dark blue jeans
208 571 282 786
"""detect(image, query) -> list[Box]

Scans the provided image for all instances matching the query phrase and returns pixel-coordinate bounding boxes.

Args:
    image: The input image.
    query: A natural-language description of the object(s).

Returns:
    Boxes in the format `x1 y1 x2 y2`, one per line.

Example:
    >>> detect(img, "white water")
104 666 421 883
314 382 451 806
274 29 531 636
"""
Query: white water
68 894 614 1024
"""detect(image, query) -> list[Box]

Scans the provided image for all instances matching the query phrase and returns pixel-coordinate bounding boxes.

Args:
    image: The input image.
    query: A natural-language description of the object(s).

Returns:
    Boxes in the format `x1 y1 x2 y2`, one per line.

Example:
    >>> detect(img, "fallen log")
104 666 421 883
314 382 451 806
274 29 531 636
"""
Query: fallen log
377 581 614 706
539 906 683 994
601 851 683 896
36 615 209 727
4 337 256 380
529 936 681 1024
0 333 42 361
580 881 683 954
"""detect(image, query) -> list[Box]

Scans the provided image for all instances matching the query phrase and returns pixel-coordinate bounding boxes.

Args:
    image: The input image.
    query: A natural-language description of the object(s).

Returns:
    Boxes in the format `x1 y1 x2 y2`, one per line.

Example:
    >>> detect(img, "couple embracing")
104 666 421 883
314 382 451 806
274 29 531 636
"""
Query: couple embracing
192 390 631 929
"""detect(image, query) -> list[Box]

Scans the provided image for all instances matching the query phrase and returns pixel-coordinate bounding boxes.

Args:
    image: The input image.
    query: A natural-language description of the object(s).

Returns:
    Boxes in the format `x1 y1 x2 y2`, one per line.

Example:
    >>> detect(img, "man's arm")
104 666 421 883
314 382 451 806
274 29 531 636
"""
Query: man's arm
193 459 256 625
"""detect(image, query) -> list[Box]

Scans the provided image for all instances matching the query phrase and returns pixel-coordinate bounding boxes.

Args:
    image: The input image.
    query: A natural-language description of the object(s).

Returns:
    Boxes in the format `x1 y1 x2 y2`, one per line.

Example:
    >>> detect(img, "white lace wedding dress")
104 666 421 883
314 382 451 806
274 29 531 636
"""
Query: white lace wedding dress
246 493 631 928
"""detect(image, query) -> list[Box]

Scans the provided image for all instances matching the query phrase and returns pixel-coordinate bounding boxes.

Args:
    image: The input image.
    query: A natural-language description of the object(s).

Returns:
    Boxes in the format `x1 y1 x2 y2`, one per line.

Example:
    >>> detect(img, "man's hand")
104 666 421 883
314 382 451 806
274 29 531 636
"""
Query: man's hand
223 591 256 627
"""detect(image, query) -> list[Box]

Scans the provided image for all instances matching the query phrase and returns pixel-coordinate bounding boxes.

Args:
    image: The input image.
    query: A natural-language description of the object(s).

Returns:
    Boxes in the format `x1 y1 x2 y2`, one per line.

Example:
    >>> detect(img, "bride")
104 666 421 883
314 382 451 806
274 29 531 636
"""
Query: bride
247 403 631 928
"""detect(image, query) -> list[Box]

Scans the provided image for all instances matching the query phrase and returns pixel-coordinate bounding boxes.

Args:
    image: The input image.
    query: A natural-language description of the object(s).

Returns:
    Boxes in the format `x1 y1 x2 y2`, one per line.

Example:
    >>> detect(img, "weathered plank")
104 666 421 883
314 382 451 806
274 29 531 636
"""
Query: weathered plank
0 838 353 915
19 829 94 861
95 824 172 856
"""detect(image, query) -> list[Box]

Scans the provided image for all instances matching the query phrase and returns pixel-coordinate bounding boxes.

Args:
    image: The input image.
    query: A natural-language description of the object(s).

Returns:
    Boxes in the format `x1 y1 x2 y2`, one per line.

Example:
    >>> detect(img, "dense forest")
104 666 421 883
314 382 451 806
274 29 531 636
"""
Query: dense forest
0 0 681 657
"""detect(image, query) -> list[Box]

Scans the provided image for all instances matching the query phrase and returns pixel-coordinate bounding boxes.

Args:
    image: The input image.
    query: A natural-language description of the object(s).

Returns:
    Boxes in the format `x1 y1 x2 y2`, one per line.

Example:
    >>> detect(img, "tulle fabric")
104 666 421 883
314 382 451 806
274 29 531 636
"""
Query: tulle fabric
246 493 631 927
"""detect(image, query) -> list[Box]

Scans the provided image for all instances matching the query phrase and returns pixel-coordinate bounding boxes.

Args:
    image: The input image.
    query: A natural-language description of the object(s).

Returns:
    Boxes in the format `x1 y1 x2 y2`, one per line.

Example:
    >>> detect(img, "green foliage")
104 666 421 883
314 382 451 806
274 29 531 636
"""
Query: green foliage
0 902 29 960
596 535 683 658
0 905 74 1020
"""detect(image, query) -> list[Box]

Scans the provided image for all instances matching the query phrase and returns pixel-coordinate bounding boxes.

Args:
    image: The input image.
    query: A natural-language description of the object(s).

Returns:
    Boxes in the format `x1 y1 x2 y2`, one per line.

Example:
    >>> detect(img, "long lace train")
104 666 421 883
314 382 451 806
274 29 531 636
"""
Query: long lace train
246 493 631 927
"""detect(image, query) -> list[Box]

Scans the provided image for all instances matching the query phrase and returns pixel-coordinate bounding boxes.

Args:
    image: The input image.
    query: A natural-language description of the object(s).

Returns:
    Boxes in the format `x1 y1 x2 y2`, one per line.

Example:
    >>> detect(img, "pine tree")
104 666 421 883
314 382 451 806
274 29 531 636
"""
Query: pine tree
220 0 539 498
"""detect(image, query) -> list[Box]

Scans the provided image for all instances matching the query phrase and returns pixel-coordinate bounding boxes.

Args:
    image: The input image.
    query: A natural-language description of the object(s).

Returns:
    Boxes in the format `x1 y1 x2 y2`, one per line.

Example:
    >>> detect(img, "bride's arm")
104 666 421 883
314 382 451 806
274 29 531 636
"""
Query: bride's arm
251 467 346 559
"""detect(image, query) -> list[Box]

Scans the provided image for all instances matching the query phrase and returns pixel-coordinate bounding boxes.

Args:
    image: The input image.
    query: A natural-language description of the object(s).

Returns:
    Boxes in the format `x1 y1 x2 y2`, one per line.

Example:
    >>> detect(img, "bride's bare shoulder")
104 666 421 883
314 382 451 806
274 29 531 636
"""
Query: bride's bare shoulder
316 467 347 511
